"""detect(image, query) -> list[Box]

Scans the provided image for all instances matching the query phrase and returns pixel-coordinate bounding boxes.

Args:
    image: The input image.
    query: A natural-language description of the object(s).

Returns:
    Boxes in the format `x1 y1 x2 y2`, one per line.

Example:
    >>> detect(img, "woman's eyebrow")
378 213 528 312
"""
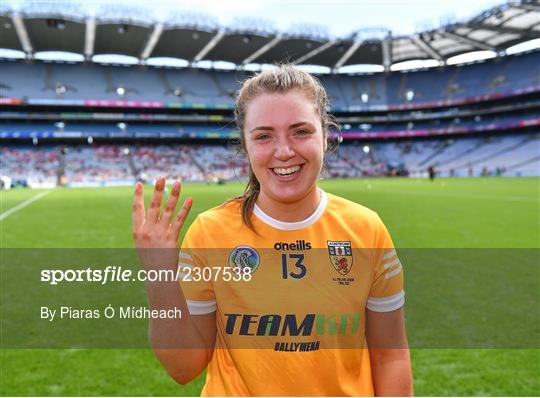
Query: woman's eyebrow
289 121 310 129
249 126 273 133
249 121 312 134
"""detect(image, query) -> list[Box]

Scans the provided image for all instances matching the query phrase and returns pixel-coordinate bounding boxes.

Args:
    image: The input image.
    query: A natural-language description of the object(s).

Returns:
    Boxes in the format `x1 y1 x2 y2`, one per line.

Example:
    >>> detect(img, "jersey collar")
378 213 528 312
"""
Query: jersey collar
253 189 327 231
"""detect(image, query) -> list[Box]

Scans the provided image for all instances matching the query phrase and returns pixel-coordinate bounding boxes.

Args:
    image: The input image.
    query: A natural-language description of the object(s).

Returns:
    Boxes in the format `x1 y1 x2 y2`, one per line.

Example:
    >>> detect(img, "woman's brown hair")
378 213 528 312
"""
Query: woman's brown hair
232 64 339 229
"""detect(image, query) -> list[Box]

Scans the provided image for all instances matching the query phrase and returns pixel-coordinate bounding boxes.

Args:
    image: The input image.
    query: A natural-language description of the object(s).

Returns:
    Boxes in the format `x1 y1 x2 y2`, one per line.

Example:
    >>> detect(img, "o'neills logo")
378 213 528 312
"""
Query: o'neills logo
274 240 312 251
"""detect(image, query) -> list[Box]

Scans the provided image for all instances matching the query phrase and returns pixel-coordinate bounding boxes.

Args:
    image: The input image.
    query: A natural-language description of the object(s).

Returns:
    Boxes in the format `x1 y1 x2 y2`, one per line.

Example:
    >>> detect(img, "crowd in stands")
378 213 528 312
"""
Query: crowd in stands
325 143 386 178
0 146 58 187
190 145 249 181
130 145 205 182
1 133 538 188
63 146 132 184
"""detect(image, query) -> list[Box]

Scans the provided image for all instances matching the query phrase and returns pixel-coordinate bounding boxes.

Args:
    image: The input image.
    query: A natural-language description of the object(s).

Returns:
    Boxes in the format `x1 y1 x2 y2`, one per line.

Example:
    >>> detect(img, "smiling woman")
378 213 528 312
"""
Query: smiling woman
132 64 413 396
242 91 327 221
232 65 338 228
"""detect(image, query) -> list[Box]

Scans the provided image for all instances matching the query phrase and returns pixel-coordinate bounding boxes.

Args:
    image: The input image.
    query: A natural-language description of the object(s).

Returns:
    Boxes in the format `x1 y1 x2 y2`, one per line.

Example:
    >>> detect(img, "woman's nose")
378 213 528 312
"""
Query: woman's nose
274 138 295 160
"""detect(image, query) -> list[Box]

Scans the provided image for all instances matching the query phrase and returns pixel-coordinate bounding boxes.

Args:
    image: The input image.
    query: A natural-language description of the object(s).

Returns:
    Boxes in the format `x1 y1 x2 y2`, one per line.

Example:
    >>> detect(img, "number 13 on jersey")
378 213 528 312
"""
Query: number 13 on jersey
281 253 307 279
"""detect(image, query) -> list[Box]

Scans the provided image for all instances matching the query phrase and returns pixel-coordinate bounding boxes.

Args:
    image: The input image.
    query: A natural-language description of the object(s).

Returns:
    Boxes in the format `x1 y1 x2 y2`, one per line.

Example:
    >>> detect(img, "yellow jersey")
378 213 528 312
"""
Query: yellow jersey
179 190 404 396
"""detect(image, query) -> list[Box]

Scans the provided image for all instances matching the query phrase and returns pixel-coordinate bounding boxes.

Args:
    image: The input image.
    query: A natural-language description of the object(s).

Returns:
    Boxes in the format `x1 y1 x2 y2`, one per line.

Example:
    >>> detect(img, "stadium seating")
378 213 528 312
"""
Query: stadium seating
1 49 538 186
436 133 540 177
0 146 59 187
325 143 383 177
63 145 133 183
189 145 249 181
2 107 536 138
1 131 537 188
1 51 537 107
129 145 204 182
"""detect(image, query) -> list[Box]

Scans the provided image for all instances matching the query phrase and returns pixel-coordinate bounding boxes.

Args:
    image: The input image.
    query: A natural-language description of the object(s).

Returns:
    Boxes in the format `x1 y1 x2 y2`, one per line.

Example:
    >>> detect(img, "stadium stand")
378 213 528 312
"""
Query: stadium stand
189 145 249 181
0 146 59 187
130 145 204 182
63 145 133 185
1 51 538 107
2 133 537 188
369 133 540 177
438 133 540 176
1 3 539 188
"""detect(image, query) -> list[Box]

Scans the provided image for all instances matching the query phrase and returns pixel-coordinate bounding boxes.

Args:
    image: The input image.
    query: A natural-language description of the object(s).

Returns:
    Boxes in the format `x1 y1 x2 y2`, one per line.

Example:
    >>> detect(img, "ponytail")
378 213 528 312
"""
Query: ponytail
237 167 260 229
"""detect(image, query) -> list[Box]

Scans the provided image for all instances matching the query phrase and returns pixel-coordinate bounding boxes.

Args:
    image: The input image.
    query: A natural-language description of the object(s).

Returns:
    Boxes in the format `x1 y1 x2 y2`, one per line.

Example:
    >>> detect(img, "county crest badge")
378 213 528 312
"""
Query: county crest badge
228 245 260 274
327 241 353 276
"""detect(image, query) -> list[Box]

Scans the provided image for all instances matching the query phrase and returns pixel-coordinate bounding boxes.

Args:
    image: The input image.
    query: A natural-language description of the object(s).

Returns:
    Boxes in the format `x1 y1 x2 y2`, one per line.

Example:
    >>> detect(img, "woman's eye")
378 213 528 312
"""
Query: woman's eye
255 134 271 140
295 129 309 136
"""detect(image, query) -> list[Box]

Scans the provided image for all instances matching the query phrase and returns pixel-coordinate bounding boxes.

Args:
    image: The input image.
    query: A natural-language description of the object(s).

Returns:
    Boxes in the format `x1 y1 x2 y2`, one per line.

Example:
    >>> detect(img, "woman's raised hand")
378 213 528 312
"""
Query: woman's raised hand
132 177 193 269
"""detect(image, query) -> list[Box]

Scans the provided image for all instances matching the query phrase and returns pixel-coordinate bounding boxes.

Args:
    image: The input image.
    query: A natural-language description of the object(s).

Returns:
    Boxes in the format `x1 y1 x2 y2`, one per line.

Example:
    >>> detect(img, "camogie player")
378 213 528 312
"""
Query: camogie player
132 65 413 396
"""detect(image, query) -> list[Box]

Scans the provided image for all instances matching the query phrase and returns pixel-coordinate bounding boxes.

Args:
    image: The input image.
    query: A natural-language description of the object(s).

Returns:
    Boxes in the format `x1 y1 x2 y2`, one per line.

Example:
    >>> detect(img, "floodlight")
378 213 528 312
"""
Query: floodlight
405 89 415 102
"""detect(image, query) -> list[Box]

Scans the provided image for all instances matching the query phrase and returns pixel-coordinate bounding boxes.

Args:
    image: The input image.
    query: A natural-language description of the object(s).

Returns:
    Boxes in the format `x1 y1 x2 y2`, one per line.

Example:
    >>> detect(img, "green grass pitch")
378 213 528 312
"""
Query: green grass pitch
1 177 539 396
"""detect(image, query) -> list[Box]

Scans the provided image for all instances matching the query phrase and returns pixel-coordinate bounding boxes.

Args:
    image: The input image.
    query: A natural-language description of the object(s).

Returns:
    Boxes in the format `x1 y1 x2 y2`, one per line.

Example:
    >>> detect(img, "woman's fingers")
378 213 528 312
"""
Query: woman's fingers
132 178 190 245
132 181 145 229
160 180 181 226
146 176 166 223
172 197 193 237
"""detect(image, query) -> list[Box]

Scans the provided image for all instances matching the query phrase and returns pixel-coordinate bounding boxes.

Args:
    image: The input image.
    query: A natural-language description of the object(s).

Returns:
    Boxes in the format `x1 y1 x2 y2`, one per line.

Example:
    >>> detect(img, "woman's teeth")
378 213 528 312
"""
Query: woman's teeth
272 165 301 176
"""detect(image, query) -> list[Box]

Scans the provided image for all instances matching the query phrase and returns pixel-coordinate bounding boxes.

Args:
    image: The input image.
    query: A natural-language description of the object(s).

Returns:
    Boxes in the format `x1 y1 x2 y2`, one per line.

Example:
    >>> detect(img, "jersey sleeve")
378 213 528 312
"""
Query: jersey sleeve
179 216 216 315
366 216 405 312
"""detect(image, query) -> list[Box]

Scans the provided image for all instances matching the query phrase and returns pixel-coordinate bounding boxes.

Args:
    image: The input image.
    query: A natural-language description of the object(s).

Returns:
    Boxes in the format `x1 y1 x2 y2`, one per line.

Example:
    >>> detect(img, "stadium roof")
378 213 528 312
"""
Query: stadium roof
1 1 539 71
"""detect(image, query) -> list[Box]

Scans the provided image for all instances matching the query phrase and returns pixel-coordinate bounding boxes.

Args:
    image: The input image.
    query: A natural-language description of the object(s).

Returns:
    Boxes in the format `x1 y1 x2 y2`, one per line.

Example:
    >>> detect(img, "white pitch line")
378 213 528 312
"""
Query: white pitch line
0 190 52 221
